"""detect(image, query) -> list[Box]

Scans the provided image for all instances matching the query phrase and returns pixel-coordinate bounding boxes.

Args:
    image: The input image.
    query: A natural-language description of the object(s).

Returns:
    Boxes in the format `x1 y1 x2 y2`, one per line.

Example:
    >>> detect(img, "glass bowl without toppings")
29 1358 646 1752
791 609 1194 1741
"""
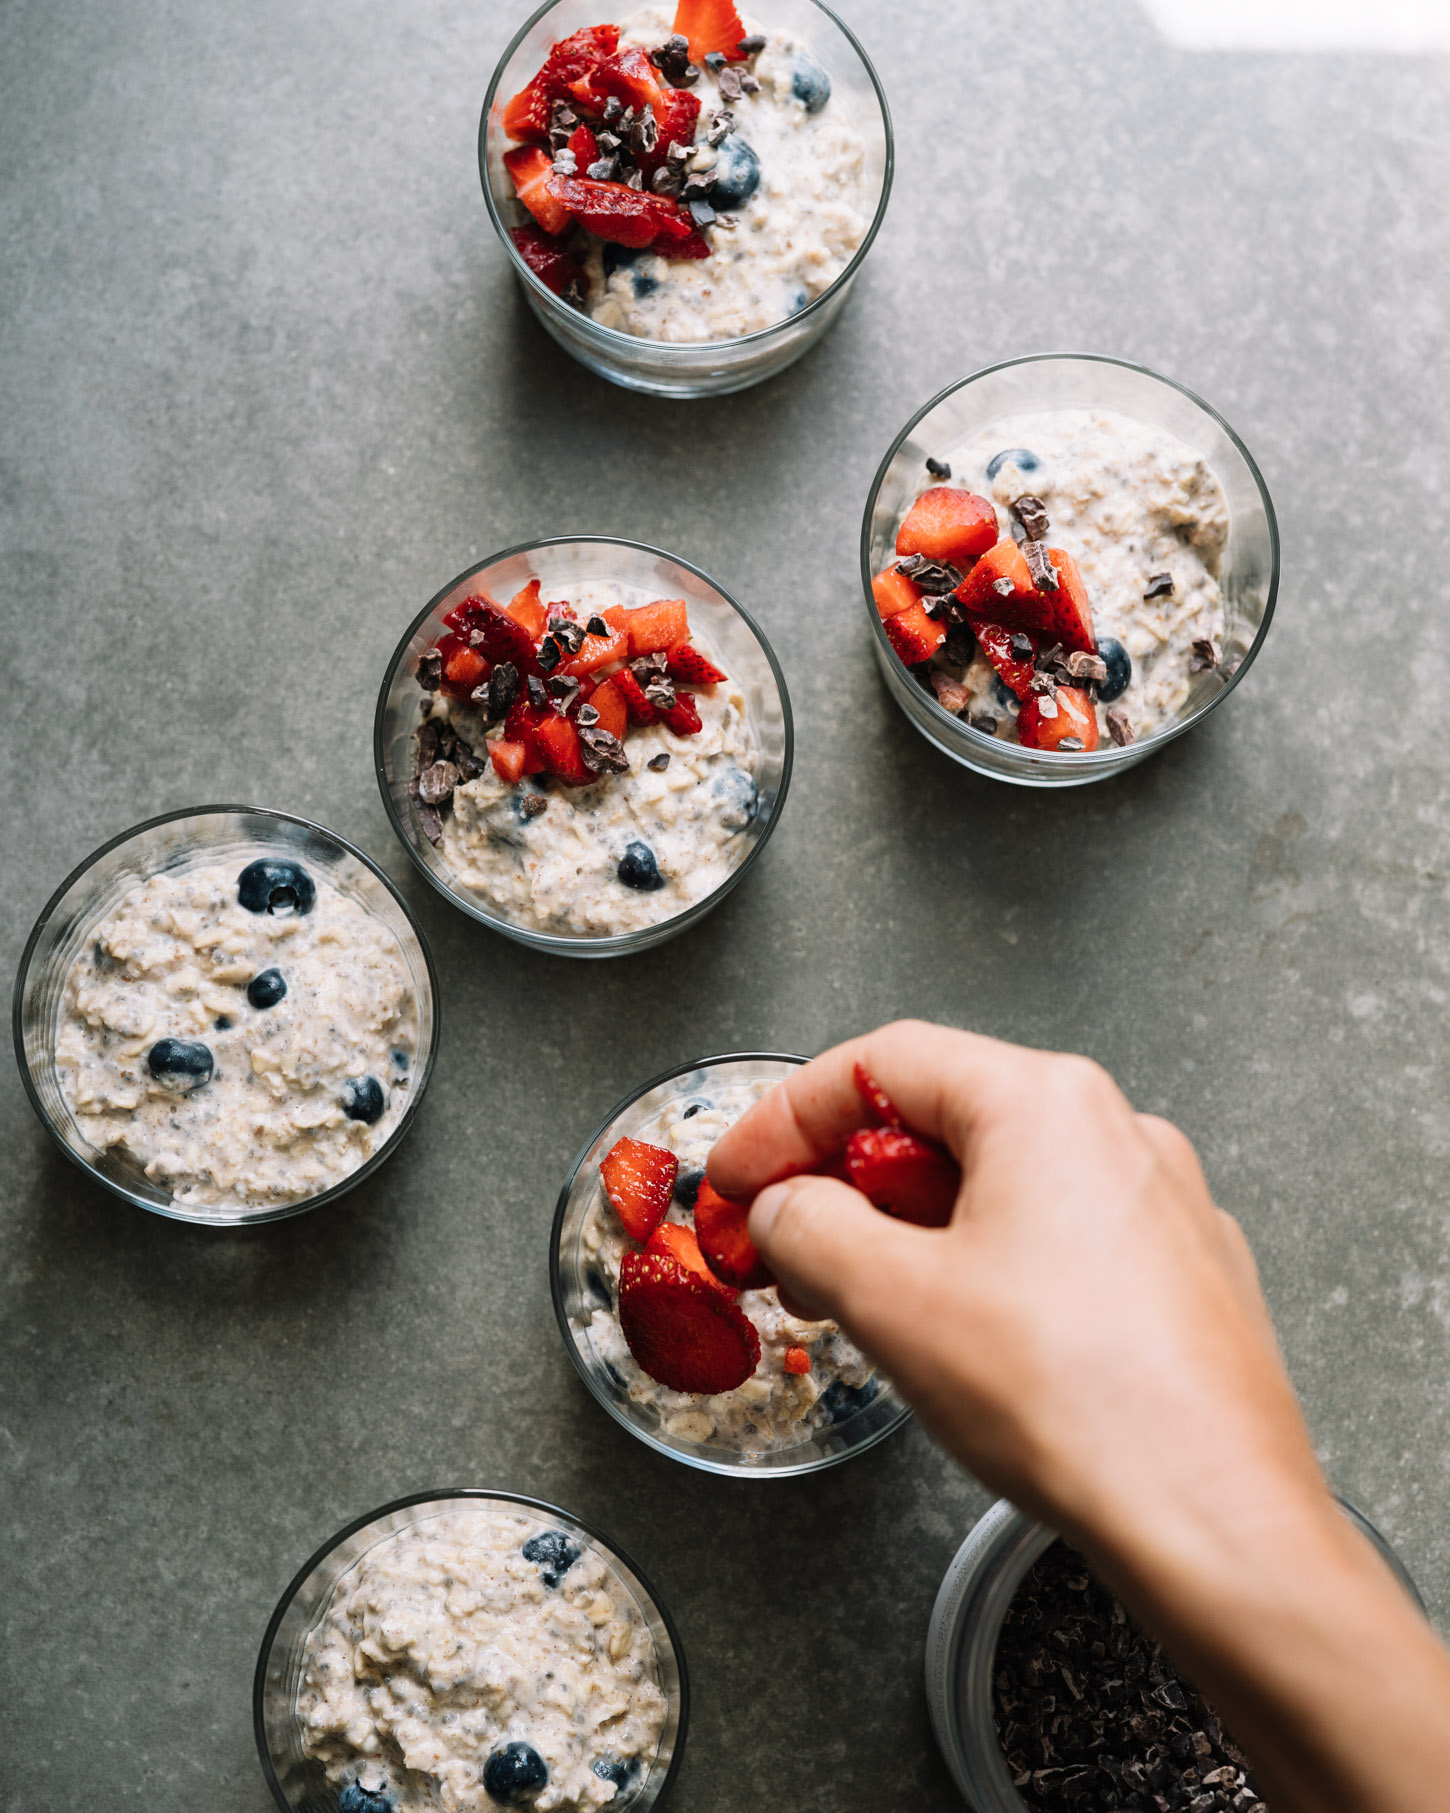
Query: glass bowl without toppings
479 0 894 398
861 354 1280 788
12 805 440 1227
254 1488 688 1813
551 1052 912 1477
375 537 793 959
924 1495 1424 1812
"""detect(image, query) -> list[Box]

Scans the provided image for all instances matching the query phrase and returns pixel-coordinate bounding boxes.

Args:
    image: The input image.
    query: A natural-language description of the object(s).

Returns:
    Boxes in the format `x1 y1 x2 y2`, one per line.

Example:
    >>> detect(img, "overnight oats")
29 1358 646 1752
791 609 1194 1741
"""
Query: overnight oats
497 2 871 341
871 410 1232 753
295 1504 670 1812
406 576 761 938
53 853 418 1210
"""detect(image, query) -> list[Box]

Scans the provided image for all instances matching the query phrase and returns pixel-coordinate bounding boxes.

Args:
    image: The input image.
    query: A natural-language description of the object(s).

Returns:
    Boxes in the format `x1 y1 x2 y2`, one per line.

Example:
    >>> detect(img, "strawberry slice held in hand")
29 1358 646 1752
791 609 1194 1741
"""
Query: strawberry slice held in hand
665 642 727 686
694 1178 775 1290
1018 684 1100 752
853 1062 903 1128
844 1127 960 1229
601 1137 678 1243
505 146 574 236
646 1220 737 1296
884 599 946 666
618 1250 761 1394
873 564 923 621
509 227 589 299
896 488 999 567
673 0 749 62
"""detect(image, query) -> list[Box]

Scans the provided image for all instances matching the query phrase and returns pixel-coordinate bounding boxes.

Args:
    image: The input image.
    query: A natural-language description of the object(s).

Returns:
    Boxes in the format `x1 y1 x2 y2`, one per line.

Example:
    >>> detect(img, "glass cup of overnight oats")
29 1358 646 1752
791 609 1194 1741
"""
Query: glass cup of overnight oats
255 1488 688 1813
479 0 893 397
861 354 1280 788
551 1053 912 1478
13 806 439 1226
375 538 792 958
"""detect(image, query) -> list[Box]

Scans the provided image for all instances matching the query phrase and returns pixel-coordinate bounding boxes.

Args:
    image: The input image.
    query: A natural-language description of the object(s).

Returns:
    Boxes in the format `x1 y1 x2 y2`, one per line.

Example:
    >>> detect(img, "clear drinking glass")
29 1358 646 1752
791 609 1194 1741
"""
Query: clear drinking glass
551 1052 912 1477
12 806 440 1227
254 1488 688 1813
861 354 1281 787
923 1495 1424 1811
479 0 894 397
375 537 793 958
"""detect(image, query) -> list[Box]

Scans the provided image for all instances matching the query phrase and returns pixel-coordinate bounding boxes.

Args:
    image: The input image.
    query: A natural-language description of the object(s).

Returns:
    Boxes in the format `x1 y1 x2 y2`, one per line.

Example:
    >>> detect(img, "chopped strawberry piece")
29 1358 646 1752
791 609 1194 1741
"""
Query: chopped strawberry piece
1018 685 1100 752
956 539 1042 627
506 578 547 642
617 1249 761 1395
588 675 629 742
531 711 597 785
626 597 690 656
896 488 999 567
503 699 549 773
566 122 599 169
469 601 540 674
561 620 628 676
613 668 658 726
545 174 692 250
442 594 492 632
844 1127 960 1229
973 620 1038 701
853 1063 903 1128
489 739 527 784
504 145 573 236
884 600 946 666
673 0 749 62
1042 548 1098 654
646 1221 736 1295
666 642 727 686
873 565 922 621
509 226 588 298
502 23 621 144
694 1178 775 1290
653 227 712 260
502 82 553 146
572 47 667 116
442 643 490 693
783 1345 812 1376
601 1137 678 1243
636 89 701 180
659 690 702 736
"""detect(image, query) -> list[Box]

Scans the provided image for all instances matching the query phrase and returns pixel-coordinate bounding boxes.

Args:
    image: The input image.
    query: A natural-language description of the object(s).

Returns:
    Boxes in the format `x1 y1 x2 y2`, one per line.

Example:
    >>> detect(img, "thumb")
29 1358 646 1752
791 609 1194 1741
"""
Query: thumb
750 1173 925 1329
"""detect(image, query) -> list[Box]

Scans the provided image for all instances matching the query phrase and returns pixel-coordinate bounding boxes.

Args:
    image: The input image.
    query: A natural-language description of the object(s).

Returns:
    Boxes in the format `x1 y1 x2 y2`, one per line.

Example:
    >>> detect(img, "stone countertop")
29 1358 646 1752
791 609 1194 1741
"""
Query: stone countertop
3 0 1449 1807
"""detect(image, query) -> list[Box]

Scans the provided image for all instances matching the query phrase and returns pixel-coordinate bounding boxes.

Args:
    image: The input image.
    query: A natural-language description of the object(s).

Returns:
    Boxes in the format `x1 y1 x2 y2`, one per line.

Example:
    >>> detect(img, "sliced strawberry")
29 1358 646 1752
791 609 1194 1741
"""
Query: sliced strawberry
504 145 573 236
532 712 597 785
873 565 922 621
567 122 599 169
601 1137 678 1243
442 593 492 632
472 602 541 674
613 668 658 726
544 174 691 250
783 1345 812 1376
694 1178 774 1290
571 48 667 117
844 1127 959 1229
1018 685 1100 752
665 642 727 686
1042 549 1097 654
636 89 701 180
896 488 999 567
626 598 690 656
502 23 621 143
653 227 712 260
884 600 946 666
659 689 702 736
489 739 527 784
442 642 490 693
588 675 629 742
673 0 749 63
618 1250 761 1395
974 620 1038 701
853 1063 903 1128
561 613 628 677
646 1221 736 1295
956 539 1043 629
506 578 547 642
502 81 553 146
503 699 549 773
509 226 589 298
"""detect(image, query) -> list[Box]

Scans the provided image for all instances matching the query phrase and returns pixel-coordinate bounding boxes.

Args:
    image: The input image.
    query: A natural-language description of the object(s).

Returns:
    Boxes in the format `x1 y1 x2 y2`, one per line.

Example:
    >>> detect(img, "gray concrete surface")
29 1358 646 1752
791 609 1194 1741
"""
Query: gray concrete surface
3 0 1450 1805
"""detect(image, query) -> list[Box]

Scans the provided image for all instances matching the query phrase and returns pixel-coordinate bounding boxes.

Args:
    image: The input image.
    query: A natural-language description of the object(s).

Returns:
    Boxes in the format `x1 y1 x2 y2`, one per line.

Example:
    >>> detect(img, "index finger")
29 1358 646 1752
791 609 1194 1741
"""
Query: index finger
708 1020 1033 1198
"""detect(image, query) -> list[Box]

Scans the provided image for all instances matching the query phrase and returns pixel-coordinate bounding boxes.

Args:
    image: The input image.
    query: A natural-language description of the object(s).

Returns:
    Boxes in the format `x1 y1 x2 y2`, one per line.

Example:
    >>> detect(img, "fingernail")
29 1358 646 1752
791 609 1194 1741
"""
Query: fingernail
748 1182 790 1242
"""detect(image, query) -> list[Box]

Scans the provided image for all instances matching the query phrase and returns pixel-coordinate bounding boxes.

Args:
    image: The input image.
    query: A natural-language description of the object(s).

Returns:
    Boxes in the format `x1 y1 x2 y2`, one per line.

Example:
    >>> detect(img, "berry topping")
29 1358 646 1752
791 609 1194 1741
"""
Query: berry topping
896 488 999 567
646 1219 735 1294
673 0 748 63
146 1038 214 1093
711 765 757 830
1096 636 1132 702
884 599 947 667
612 668 658 726
790 51 832 112
783 1345 812 1376
509 226 588 298
665 641 727 686
843 1126 960 1228
601 1136 678 1242
617 1249 762 1394
482 1741 549 1806
501 23 621 144
625 597 690 656
544 175 695 251
1041 548 1098 654
694 1178 775 1290
821 1375 881 1423
986 447 1041 481
973 620 1038 701
489 739 528 785
710 133 760 209
506 579 548 641
593 1757 641 1791
872 564 923 621
956 538 1041 628
617 841 665 891
853 1062 903 1127
237 858 315 917
1018 685 1100 752
522 1527 582 1586
571 46 667 117
504 144 573 236
672 1161 706 1210
337 1784 394 1813
246 968 287 1010
341 1076 386 1125
530 712 597 786
658 689 703 736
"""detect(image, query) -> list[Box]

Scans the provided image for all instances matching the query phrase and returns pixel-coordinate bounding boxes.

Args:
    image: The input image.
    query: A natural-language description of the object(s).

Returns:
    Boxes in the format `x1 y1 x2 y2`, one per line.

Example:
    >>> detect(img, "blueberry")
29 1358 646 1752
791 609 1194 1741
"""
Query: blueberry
593 1756 641 1790
390 1048 410 1073
674 1163 705 1211
1096 636 1132 703
246 967 287 1010
214 1015 233 1031
483 1742 549 1804
709 133 760 209
523 1527 582 1587
603 1360 627 1391
989 674 1019 713
146 1039 214 1093
586 1266 613 1310
788 286 810 315
602 243 643 278
790 52 831 112
236 858 315 917
712 766 758 831
338 1785 393 1813
341 1076 386 1125
631 271 659 299
821 1376 881 1425
680 1098 713 1119
616 842 664 892
985 448 1040 483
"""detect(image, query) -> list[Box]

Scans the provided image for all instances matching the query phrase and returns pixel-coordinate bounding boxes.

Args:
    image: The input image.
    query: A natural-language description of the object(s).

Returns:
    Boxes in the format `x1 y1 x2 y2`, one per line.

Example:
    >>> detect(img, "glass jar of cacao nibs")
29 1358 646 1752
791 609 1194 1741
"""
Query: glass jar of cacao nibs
925 1497 1424 1813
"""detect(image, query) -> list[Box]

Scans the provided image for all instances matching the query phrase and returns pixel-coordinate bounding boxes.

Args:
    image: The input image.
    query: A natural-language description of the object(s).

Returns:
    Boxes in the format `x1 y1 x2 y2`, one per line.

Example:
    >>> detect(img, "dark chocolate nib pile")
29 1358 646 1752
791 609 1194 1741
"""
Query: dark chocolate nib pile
994 1543 1267 1812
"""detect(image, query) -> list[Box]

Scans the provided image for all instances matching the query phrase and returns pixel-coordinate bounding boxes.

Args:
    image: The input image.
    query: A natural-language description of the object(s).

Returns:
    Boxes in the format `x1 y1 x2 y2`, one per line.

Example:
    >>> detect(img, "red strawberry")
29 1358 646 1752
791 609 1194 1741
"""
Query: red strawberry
884 600 947 666
601 1137 677 1242
1041 548 1097 654
783 1345 812 1376
653 227 712 260
441 642 490 694
544 175 692 250
571 47 667 116
896 488 999 567
694 1178 774 1290
843 1127 960 1229
666 642 727 686
973 620 1038 701
659 690 702 736
636 89 701 180
532 712 597 785
503 699 549 773
509 226 588 298
567 123 599 169
673 0 749 62
625 597 690 656
587 675 629 742
956 539 1042 628
506 578 547 642
646 1221 736 1295
442 593 492 632
502 23 621 143
504 145 573 236
561 609 628 676
473 601 541 674
617 1250 761 1395
489 739 526 785
613 668 658 726
853 1063 903 1128
873 565 922 621
1018 685 1100 752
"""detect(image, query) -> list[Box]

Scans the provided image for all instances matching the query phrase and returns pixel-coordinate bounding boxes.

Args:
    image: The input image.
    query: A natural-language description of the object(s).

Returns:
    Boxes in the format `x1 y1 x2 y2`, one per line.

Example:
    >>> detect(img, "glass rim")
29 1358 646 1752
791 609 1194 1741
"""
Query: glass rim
252 1484 691 1813
549 1048 914 1478
374 534 795 954
11 802 442 1227
858 350 1283 766
478 0 896 355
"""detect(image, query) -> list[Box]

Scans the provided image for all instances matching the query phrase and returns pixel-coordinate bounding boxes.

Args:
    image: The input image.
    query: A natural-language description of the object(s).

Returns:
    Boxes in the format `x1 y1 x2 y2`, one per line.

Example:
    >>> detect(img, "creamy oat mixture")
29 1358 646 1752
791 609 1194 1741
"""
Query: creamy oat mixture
579 1078 879 1452
916 409 1230 745
55 855 417 1209
298 1507 668 1812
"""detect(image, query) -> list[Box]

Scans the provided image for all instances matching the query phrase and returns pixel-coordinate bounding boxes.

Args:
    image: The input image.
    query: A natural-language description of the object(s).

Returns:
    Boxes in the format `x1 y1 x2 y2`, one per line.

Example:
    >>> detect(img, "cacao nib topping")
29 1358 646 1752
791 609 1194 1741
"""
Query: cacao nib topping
652 164 684 195
519 791 548 819
703 50 726 72
415 718 442 769
993 576 1016 598
553 619 587 655
602 94 623 123
487 661 520 722
649 35 693 81
1011 494 1050 541
586 615 608 637
925 455 951 480
717 65 743 101
1023 539 1059 591
579 726 630 774
1010 632 1034 661
587 155 619 181
667 137 692 162
943 625 976 668
628 105 658 154
1106 706 1135 746
536 635 562 674
968 713 998 735
688 197 717 226
625 167 644 190
1143 570 1175 599
644 678 677 711
467 626 488 647
930 671 971 715
647 752 671 771
416 649 442 692
705 108 735 144
547 673 581 707
1190 637 1222 672
575 702 600 727
416 761 459 807
896 554 962 594
415 799 444 846
739 73 760 93
1036 692 1059 718
1066 650 1108 683
1058 736 1085 751
551 149 577 175
551 101 578 129
526 674 548 710
633 650 668 679
737 32 766 53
